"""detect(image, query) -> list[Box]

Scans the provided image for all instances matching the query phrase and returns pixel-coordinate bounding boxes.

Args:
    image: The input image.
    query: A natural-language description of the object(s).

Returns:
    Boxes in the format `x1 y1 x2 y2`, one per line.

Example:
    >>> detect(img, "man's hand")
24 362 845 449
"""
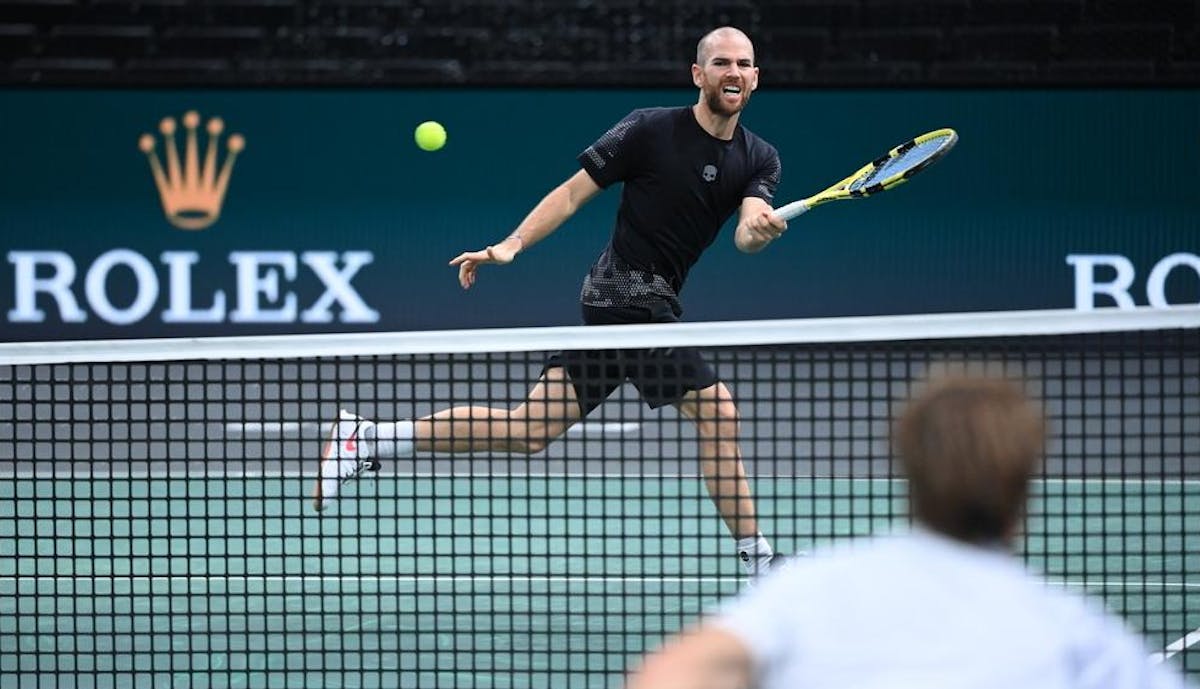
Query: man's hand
734 207 787 253
449 237 521 289
743 209 787 244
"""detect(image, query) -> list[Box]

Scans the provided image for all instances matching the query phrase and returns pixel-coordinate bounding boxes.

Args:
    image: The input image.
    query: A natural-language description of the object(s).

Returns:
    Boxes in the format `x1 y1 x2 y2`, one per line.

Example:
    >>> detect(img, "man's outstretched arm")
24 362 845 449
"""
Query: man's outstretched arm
450 169 602 289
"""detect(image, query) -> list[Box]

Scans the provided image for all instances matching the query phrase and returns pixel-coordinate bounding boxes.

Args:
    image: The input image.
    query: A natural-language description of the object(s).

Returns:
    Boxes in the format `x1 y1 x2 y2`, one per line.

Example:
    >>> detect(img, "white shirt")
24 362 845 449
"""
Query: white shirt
714 528 1190 689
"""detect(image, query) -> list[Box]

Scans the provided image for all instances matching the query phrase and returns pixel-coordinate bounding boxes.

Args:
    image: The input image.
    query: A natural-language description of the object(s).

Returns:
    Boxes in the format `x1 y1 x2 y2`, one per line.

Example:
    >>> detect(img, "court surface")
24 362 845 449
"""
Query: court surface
2 469 1197 689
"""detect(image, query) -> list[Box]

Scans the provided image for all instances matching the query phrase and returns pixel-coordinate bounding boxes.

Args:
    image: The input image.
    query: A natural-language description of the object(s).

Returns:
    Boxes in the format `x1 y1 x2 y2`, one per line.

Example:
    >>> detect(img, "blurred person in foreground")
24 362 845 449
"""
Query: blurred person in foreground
626 373 1191 689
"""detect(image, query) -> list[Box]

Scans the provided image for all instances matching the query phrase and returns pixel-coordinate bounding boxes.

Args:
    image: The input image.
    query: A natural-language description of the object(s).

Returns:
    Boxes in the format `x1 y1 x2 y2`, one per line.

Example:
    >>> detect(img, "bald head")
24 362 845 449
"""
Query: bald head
695 27 755 67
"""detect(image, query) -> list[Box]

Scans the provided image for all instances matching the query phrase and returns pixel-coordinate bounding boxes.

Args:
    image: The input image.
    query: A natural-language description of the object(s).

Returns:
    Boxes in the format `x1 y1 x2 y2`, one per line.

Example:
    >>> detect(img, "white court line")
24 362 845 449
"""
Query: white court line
6 470 1200 484
1 574 1194 663
0 574 731 585
223 421 641 438
3 470 713 479
0 574 1195 590
1152 628 1200 663
1050 580 1200 590
223 421 315 436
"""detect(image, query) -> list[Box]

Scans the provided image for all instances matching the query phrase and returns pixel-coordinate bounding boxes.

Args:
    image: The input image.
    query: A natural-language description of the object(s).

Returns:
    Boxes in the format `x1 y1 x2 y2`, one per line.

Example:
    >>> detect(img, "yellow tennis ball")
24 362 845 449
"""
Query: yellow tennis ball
414 121 447 152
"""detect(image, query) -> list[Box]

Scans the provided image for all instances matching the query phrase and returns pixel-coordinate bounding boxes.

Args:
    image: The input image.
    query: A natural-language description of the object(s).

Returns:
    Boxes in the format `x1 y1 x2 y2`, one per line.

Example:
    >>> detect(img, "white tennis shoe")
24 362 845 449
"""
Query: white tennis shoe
312 410 379 512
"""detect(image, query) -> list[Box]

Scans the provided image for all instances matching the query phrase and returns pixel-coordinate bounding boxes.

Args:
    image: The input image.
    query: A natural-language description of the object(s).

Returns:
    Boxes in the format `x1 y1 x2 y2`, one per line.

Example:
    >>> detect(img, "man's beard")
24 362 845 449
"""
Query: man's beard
705 83 750 116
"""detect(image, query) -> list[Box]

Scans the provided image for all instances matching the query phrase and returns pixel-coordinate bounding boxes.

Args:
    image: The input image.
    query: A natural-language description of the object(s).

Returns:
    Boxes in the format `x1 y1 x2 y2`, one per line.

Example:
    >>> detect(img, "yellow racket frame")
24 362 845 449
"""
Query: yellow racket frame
773 128 958 221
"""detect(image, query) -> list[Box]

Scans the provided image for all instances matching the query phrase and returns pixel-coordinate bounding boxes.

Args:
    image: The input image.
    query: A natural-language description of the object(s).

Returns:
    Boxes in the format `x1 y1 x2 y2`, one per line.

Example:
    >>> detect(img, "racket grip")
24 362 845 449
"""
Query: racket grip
772 200 810 222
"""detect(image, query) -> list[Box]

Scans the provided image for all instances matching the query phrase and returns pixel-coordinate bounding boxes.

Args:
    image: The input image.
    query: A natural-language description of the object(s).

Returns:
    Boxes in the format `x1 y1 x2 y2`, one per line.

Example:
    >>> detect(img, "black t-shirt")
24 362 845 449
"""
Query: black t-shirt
577 106 781 311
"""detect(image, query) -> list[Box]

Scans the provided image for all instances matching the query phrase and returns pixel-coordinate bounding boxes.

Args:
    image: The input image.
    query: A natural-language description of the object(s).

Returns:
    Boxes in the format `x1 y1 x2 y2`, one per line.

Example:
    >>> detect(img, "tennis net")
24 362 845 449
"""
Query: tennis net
1 306 1197 688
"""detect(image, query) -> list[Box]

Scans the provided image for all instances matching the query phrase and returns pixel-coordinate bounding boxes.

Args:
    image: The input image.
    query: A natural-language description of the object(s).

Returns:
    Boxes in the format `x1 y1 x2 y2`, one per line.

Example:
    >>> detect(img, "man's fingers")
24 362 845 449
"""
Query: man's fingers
753 225 777 241
451 245 508 289
762 210 787 233
450 249 492 266
758 220 784 239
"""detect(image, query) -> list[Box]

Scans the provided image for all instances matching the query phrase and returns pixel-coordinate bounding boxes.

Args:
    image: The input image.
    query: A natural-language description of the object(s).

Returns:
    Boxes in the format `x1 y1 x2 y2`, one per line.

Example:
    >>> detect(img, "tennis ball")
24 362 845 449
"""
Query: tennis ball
414 121 447 152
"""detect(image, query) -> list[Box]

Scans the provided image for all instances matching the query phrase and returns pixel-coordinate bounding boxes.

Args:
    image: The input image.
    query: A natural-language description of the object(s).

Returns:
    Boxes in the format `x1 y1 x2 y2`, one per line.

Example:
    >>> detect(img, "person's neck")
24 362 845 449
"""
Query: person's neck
691 103 739 140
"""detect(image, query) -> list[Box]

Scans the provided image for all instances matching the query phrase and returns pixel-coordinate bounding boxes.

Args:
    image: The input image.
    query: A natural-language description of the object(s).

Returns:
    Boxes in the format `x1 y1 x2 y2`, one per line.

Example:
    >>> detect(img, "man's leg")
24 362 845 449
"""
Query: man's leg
404 365 585 454
314 366 585 510
675 381 776 576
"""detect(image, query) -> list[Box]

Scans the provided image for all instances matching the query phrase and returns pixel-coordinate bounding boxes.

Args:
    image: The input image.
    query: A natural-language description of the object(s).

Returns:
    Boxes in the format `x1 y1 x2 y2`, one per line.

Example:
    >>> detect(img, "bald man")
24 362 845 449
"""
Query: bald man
315 27 790 578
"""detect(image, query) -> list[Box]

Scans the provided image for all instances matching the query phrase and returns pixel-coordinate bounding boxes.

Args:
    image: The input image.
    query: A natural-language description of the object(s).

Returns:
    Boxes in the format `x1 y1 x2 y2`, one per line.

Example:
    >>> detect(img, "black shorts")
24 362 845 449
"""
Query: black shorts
544 300 718 416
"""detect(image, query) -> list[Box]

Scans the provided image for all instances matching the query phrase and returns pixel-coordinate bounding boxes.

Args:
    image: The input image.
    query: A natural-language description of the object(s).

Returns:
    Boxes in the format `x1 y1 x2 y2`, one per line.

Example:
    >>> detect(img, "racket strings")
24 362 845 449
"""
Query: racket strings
849 135 953 191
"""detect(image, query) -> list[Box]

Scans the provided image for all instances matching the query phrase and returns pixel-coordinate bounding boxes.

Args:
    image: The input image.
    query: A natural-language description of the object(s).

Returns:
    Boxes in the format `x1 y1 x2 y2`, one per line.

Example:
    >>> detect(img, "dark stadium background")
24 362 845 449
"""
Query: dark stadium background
2 0 1197 87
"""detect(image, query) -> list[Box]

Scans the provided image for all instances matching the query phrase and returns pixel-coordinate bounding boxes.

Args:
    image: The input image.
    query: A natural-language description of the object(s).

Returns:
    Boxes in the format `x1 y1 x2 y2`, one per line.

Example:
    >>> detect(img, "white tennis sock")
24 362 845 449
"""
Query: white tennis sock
736 533 774 577
372 420 415 458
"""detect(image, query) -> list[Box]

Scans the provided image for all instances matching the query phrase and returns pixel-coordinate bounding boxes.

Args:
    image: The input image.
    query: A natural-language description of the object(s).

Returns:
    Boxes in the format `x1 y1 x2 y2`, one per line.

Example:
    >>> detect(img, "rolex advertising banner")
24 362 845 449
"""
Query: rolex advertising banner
0 90 1196 341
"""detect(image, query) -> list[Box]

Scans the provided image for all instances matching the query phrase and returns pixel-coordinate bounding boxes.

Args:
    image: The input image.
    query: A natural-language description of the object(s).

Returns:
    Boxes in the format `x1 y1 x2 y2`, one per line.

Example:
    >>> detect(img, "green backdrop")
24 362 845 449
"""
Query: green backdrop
1 89 1196 341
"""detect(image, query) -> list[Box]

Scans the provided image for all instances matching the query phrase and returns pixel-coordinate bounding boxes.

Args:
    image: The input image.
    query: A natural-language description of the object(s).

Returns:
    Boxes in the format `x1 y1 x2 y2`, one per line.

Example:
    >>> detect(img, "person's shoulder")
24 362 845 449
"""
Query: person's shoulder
1029 577 1175 672
768 534 904 585
638 106 687 117
625 106 685 127
1025 573 1124 626
737 124 780 160
792 530 1010 582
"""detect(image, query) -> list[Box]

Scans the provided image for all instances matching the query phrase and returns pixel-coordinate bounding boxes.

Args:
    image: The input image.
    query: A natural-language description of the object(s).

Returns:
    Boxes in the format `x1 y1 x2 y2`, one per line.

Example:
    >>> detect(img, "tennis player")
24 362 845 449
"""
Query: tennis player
626 374 1193 689
313 27 788 577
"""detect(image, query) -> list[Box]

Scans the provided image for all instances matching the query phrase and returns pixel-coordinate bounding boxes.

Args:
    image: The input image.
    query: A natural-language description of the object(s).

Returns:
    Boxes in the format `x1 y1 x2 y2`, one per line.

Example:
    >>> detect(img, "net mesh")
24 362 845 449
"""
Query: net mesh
1 309 1197 688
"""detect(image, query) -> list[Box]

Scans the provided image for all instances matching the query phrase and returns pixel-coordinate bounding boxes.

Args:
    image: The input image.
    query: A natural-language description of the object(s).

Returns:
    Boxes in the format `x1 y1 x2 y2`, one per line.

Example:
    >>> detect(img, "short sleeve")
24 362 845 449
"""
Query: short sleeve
744 144 781 203
577 110 645 189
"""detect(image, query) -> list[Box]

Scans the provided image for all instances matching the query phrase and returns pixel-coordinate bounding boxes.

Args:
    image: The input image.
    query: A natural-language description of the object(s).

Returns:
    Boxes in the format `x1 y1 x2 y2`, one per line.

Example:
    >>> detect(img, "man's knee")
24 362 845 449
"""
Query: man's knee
504 417 566 454
508 434 552 455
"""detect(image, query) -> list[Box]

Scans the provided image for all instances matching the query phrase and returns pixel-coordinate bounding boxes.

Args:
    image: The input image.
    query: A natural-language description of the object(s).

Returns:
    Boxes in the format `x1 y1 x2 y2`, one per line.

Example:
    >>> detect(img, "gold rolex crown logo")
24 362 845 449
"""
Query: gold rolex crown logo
138 110 245 230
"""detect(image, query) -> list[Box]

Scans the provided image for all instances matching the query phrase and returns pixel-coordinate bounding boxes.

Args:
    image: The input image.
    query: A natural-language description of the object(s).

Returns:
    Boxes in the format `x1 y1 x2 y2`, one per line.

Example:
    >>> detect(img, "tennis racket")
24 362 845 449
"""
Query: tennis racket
772 128 958 221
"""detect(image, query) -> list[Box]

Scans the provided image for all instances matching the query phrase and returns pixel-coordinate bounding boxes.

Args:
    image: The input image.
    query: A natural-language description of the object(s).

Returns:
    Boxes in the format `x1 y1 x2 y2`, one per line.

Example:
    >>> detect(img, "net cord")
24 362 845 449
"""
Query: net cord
0 305 1196 366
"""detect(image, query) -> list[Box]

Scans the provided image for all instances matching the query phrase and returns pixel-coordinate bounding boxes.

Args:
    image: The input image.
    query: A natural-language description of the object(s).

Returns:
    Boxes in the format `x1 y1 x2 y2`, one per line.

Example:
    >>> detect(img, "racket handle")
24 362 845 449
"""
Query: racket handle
772 200 810 222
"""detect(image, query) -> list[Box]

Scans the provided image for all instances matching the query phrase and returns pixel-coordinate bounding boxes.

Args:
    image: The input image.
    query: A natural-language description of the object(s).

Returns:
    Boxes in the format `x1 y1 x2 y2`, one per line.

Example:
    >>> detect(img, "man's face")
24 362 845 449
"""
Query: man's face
693 34 758 116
